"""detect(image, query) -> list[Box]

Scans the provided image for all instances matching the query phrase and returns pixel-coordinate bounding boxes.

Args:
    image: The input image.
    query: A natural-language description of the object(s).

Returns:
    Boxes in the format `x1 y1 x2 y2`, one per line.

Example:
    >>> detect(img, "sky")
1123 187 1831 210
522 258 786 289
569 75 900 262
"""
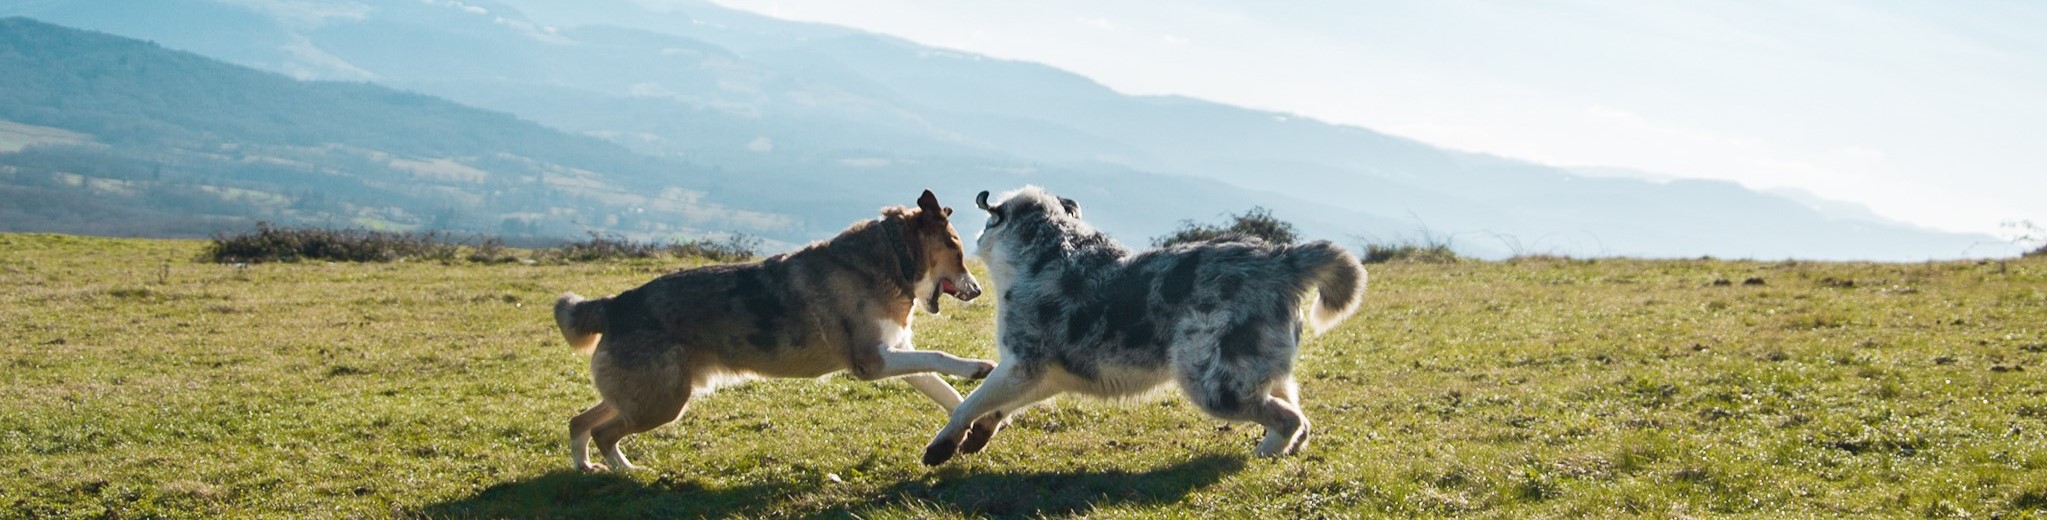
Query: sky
699 0 2045 238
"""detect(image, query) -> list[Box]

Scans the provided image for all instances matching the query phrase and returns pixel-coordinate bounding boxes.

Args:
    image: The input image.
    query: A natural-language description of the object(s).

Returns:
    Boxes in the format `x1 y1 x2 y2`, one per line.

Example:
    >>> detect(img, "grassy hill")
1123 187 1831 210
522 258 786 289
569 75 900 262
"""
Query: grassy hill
2 233 2042 517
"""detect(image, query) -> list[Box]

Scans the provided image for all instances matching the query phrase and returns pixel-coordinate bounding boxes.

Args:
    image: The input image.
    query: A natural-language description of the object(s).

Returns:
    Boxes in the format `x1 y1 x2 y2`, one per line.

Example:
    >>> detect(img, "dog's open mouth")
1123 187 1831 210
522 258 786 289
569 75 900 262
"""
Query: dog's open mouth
940 278 961 297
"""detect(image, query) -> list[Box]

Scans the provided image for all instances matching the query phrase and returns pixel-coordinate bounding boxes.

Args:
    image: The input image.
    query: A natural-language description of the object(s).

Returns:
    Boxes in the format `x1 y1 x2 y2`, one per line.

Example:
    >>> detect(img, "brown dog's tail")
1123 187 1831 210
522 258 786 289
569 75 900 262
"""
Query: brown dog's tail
1286 241 1368 335
554 292 608 354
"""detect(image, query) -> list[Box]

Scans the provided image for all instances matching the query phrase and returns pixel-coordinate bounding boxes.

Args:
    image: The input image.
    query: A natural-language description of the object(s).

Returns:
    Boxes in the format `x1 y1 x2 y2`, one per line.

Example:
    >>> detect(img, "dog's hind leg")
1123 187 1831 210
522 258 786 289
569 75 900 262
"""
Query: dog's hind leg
1251 396 1308 457
1270 375 1300 406
588 417 641 472
1191 380 1307 458
590 378 695 472
1268 375 1309 454
569 402 619 471
922 364 1057 465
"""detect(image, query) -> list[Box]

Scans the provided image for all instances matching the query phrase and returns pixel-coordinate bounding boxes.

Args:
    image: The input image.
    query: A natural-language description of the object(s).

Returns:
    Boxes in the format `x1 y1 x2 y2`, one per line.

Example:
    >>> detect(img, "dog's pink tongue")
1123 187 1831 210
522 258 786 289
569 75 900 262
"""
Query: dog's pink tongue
941 278 958 294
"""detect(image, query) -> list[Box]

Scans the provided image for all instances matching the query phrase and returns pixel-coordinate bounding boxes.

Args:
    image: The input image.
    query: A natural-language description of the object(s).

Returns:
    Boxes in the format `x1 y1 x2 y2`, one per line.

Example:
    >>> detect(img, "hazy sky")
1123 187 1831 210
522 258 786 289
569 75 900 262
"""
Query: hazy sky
701 0 2044 237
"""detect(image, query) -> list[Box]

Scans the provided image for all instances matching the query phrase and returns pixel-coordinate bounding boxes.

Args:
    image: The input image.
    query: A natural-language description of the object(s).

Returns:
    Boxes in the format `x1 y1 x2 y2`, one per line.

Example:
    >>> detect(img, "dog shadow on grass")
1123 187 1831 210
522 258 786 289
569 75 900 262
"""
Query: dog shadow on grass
415 454 1244 518
834 453 1248 517
413 470 798 518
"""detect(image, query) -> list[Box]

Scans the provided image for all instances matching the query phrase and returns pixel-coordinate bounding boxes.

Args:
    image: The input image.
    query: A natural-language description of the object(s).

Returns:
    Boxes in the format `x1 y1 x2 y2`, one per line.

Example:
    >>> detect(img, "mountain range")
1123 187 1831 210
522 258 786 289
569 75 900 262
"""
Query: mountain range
0 0 2003 259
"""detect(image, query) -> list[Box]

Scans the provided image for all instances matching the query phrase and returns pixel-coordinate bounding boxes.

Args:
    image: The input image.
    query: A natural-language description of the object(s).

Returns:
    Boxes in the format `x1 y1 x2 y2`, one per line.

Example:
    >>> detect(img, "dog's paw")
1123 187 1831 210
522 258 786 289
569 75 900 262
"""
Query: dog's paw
576 462 610 473
1286 426 1312 456
922 437 961 466
968 360 996 379
960 414 1003 454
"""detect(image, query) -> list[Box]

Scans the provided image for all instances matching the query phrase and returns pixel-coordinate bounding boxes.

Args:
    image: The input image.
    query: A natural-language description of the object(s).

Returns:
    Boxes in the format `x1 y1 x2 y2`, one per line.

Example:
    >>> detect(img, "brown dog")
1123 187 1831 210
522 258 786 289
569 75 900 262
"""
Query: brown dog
552 190 990 471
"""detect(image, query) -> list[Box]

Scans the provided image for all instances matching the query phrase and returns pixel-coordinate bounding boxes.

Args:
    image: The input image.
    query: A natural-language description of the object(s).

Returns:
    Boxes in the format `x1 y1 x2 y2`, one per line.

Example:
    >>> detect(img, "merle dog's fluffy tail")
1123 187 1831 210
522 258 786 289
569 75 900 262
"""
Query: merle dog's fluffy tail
554 292 609 354
1286 241 1367 334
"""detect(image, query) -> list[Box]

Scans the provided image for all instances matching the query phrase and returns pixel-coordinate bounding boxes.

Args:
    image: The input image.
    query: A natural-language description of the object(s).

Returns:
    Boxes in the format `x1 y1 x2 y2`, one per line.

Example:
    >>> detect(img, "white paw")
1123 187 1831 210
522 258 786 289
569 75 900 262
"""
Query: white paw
966 360 997 379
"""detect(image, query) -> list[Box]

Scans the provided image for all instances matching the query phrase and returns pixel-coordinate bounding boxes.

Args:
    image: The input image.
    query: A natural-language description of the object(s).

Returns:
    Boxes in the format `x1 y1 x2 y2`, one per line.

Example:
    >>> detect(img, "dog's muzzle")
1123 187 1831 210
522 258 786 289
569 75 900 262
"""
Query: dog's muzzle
941 275 983 301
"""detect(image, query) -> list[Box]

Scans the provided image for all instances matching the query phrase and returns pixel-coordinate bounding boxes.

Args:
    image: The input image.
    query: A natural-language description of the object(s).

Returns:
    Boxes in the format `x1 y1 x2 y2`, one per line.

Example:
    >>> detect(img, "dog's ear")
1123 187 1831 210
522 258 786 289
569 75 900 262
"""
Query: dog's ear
1059 197 1081 218
975 191 992 211
917 189 943 216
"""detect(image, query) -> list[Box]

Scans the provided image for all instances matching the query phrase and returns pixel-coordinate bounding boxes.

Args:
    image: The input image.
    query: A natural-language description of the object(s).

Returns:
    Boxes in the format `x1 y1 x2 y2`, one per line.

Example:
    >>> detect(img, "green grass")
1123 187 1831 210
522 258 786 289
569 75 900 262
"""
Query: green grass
3 233 2045 518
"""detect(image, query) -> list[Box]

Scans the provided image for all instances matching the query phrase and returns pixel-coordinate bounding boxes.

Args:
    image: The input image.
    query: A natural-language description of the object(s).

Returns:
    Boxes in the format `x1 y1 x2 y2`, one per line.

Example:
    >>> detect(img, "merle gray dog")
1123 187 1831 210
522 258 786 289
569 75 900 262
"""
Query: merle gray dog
921 186 1367 465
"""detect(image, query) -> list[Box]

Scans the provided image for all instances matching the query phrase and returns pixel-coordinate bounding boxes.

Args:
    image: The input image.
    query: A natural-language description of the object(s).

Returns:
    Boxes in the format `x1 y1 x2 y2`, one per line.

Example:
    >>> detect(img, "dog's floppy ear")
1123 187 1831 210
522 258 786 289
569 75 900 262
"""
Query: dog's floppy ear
1059 197 1081 218
975 190 992 211
917 189 943 216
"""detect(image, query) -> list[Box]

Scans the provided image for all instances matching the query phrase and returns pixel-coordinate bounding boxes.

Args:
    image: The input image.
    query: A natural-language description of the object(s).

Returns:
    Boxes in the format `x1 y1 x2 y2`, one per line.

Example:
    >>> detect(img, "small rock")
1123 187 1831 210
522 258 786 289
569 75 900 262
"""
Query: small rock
825 473 843 484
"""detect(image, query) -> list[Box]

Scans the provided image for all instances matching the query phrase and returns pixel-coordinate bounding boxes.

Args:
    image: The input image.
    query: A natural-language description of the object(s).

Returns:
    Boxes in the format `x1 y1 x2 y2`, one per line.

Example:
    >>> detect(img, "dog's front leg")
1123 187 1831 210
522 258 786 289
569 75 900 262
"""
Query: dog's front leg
922 364 1054 465
851 348 995 380
901 373 964 412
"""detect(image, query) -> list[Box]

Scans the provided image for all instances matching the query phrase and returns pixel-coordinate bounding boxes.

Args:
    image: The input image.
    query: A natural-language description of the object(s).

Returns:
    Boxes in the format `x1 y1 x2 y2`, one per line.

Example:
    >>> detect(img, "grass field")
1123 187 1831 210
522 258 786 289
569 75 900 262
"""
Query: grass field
3 233 2044 518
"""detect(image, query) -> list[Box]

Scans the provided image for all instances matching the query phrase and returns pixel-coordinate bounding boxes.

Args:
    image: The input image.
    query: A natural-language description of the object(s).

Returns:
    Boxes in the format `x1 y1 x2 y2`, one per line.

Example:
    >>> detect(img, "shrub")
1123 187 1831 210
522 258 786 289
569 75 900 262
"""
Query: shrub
206 222 457 263
465 237 522 264
1362 241 1462 264
539 232 761 263
1154 207 1298 247
668 234 760 263
2004 220 2046 258
542 232 666 262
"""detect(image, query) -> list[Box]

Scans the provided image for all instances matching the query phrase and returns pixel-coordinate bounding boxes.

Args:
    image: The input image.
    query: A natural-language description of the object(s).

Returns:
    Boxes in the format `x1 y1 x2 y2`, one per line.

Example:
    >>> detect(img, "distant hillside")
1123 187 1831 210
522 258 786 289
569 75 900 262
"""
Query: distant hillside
0 17 792 241
0 17 1397 249
0 1 2010 259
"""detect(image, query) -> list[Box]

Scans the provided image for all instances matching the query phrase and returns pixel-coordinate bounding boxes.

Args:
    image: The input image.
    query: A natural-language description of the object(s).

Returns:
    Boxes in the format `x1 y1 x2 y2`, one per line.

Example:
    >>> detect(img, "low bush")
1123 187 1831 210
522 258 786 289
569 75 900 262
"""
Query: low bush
668 234 760 263
1362 241 1462 264
538 232 761 263
1154 207 1299 247
206 222 456 263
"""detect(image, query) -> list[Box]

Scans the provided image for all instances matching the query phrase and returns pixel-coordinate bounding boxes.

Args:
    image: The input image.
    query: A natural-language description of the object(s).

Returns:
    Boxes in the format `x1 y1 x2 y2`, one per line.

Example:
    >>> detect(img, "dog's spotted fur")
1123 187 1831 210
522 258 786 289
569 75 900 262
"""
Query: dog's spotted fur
554 190 992 472
922 186 1366 464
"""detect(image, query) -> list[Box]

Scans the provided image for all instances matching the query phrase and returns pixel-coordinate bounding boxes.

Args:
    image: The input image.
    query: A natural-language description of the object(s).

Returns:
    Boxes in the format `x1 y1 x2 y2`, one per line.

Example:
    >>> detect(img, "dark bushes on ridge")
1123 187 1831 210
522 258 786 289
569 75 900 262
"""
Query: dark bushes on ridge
1154 207 1299 248
535 232 759 263
1362 242 1462 264
206 224 761 264
207 222 457 263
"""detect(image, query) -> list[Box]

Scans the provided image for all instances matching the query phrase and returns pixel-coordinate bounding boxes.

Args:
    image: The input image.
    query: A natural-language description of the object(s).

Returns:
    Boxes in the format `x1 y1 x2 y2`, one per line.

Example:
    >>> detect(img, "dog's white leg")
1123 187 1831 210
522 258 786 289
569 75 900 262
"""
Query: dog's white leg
901 373 964 412
1250 397 1308 457
602 445 638 472
956 379 1063 455
859 349 995 380
569 402 617 472
1269 376 1309 454
1271 376 1300 406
